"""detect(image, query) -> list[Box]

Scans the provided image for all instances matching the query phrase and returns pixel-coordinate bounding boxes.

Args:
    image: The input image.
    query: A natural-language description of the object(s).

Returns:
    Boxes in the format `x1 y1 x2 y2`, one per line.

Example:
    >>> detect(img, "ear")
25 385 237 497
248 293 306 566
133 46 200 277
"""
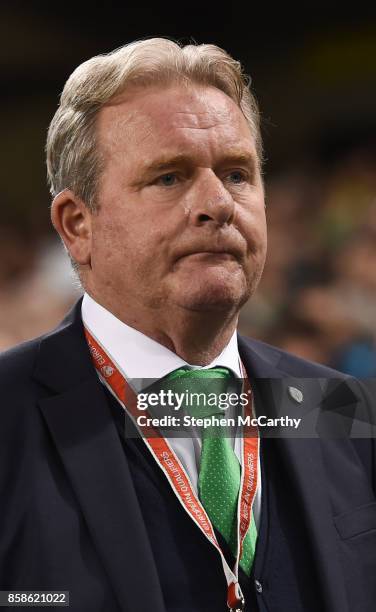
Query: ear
51 189 92 266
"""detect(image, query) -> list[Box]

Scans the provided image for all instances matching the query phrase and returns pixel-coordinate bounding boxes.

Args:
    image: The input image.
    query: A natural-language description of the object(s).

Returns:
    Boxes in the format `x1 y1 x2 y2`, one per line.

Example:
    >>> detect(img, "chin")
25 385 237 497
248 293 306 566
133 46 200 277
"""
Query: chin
170 264 264 313
176 281 250 313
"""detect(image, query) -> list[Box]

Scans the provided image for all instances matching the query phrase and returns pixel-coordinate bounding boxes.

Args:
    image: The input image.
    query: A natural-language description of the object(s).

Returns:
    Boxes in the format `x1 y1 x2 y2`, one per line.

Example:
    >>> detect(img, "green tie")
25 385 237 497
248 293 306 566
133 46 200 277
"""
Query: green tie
165 367 257 575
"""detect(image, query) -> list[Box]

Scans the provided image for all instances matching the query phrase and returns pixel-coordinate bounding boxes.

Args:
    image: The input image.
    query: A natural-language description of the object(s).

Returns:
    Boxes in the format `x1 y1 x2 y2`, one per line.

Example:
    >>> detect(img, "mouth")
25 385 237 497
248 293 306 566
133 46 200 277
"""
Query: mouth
175 246 244 264
180 251 238 261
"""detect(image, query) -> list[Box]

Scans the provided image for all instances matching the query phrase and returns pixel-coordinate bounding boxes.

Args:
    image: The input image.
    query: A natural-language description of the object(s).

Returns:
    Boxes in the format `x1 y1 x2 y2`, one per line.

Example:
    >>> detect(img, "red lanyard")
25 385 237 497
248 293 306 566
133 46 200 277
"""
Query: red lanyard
85 326 259 612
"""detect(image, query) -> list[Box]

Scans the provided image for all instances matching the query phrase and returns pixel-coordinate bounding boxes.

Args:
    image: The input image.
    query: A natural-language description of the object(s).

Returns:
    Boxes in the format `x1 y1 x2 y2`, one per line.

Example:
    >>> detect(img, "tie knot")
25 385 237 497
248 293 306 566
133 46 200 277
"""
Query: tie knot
166 366 232 382
164 366 234 419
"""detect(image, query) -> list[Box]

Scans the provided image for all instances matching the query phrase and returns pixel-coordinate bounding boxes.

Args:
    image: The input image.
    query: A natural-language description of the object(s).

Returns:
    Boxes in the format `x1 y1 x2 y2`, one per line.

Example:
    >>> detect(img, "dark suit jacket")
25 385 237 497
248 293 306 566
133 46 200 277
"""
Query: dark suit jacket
0 301 375 611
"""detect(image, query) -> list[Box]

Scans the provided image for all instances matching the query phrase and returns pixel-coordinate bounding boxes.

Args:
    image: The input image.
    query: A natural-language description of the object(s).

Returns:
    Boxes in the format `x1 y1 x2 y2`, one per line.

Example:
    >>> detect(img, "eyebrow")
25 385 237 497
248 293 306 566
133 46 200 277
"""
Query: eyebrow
142 154 193 174
140 150 259 175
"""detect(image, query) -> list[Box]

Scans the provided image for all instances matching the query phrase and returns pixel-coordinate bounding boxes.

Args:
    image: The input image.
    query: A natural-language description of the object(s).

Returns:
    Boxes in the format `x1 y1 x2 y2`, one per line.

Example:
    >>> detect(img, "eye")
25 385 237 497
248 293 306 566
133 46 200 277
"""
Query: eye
155 173 179 187
226 170 247 184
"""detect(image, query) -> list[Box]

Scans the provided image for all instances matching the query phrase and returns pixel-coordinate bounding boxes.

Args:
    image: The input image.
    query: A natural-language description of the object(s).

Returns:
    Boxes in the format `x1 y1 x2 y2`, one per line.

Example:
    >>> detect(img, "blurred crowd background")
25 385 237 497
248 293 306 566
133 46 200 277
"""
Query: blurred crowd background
1 4 375 376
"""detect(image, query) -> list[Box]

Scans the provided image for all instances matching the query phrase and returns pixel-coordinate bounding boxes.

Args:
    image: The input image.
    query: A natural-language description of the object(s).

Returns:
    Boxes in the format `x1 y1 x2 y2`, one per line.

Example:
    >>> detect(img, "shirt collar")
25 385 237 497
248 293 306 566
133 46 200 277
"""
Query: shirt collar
81 293 242 387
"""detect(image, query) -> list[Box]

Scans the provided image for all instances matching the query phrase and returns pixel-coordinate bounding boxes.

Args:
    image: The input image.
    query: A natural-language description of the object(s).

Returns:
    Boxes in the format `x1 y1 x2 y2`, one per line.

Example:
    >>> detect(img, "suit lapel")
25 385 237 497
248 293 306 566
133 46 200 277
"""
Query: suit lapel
238 335 350 612
34 302 165 612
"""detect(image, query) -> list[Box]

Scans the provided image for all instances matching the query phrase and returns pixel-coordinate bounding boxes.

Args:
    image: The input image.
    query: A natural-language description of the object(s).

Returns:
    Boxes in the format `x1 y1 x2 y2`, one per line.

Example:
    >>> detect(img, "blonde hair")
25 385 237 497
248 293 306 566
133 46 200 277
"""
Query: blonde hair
46 37 262 210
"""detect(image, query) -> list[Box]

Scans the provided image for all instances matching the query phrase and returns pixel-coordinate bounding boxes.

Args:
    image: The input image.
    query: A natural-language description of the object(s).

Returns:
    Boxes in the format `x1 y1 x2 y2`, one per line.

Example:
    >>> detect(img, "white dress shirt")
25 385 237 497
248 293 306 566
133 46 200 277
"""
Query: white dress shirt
81 292 261 528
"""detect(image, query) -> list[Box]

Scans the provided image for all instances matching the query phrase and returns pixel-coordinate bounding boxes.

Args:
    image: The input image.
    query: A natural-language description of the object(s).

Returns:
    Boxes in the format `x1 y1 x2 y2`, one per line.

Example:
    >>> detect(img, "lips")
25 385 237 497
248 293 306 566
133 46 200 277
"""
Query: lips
180 251 238 261
174 244 244 263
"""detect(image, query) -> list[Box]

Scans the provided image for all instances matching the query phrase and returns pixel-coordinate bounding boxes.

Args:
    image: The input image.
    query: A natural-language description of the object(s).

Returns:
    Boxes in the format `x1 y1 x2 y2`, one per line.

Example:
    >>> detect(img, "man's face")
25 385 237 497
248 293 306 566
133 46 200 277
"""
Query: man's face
89 84 267 317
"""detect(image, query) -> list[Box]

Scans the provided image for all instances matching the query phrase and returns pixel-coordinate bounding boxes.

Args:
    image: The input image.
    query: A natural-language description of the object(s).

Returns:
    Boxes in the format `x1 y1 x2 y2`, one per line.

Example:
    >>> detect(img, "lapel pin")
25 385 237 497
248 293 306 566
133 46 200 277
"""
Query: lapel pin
288 386 303 403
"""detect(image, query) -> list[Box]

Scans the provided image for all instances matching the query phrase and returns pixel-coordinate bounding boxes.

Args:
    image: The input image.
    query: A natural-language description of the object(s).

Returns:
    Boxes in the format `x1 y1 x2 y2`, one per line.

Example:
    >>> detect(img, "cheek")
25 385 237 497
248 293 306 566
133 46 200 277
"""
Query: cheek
258 213 268 251
238 205 267 256
92 220 125 259
89 214 131 279
91 212 171 276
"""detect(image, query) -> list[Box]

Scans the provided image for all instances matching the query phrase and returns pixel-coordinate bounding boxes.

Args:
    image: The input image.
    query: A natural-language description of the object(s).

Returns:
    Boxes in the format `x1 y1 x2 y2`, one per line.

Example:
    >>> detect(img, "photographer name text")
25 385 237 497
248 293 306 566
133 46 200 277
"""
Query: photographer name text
136 414 302 429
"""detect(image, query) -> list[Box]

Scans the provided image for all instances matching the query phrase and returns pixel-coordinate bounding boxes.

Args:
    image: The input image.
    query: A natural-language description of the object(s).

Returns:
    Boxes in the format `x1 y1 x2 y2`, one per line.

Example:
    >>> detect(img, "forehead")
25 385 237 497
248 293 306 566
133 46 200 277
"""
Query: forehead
97 84 256 159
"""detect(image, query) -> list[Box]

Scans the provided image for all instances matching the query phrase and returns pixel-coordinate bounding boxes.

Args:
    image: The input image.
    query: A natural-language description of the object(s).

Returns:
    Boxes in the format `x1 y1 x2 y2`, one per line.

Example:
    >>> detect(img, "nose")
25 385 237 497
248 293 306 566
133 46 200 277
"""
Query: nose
190 170 235 227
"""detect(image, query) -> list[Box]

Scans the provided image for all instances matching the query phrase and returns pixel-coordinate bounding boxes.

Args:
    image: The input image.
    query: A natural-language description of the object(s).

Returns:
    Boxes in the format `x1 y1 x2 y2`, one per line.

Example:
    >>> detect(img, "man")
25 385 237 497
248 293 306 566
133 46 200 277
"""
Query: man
0 38 375 612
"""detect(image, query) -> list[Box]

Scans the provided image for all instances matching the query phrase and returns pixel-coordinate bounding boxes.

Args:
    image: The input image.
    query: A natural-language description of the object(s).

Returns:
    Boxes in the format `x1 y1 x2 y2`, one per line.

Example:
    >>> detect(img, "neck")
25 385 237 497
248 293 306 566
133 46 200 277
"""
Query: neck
88 291 239 365
153 309 239 365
